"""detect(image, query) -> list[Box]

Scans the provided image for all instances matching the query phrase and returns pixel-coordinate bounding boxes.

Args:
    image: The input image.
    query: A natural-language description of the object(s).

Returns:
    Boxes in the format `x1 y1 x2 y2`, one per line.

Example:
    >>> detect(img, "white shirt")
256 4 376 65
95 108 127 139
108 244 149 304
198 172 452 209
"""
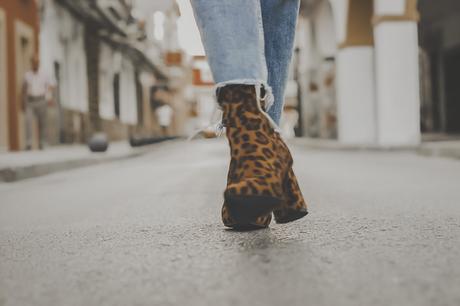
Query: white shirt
156 104 173 127
24 70 54 97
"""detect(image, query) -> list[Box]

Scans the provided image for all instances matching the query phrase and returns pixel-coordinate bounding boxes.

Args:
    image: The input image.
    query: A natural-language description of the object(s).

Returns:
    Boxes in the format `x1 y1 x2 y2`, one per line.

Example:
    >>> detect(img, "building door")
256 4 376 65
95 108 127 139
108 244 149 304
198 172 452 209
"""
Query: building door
0 9 7 151
15 21 35 149
444 46 460 133
418 0 460 136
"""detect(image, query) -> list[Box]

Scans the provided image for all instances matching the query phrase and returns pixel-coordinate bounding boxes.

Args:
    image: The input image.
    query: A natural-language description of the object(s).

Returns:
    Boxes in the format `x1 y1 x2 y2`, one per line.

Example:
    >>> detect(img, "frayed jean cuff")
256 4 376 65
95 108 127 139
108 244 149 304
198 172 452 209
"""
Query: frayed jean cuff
215 79 275 112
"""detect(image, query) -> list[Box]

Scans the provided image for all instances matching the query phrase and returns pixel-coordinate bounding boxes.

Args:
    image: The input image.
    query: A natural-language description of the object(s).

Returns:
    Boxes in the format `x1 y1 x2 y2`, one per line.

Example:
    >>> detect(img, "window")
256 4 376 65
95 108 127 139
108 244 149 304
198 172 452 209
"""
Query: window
113 73 120 118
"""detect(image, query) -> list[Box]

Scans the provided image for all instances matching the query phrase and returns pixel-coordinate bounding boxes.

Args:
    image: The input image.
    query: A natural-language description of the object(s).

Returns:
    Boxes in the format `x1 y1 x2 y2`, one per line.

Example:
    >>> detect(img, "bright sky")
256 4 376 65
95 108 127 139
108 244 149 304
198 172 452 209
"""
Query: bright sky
176 0 205 56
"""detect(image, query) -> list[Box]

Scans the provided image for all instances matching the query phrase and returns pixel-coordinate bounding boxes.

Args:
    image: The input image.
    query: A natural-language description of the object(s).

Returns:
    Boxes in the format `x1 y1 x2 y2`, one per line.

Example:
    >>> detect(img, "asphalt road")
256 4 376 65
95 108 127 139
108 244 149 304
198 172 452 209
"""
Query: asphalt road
1 139 460 306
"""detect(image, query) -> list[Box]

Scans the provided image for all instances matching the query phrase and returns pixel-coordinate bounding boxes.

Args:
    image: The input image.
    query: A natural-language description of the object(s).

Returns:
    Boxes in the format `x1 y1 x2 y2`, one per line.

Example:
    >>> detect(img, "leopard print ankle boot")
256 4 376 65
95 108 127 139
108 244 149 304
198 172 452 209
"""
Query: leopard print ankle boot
222 166 307 228
218 84 289 226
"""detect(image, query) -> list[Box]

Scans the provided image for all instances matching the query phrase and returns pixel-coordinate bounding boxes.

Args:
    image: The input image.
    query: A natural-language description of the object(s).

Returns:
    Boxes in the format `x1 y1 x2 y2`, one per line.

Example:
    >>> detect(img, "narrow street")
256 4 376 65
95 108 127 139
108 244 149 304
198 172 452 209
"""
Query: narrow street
1 140 460 306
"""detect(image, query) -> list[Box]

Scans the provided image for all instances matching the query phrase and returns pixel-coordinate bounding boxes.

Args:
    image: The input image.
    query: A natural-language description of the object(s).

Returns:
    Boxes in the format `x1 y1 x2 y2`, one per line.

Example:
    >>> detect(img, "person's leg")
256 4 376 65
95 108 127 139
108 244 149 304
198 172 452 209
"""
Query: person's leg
36 100 47 149
260 0 307 223
192 0 274 229
25 101 34 150
190 0 270 93
191 0 307 229
261 0 300 124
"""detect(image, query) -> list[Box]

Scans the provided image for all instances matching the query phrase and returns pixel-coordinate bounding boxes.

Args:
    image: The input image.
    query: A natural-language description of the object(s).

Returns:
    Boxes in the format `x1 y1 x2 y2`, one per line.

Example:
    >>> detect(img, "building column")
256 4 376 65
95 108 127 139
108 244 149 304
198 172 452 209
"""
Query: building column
331 0 377 145
373 0 421 146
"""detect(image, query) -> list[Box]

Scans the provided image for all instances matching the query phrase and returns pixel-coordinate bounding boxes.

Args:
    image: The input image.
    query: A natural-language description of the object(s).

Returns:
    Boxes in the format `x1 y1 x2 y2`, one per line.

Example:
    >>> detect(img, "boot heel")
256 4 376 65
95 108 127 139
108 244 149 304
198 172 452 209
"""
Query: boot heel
274 168 308 224
225 192 280 224
222 202 272 230
223 176 283 225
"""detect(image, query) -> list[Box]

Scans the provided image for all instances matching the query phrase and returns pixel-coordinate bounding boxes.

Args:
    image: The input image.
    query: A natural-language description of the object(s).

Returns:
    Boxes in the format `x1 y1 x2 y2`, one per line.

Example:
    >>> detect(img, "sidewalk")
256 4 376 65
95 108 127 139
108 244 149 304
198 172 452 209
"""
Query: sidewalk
2 137 459 183
290 137 460 160
0 142 160 182
418 141 460 160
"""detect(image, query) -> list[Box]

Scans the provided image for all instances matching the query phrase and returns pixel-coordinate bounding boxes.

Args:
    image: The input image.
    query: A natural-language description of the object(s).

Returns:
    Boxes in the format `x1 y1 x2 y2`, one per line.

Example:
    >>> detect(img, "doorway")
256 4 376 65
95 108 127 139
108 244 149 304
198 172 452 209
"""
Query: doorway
444 46 460 133
15 20 35 149
418 0 460 136
0 9 7 151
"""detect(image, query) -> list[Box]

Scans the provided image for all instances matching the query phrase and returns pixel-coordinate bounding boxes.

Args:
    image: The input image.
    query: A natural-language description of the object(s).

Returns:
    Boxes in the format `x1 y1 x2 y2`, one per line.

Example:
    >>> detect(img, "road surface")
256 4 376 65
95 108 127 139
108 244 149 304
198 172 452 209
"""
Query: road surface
1 140 460 306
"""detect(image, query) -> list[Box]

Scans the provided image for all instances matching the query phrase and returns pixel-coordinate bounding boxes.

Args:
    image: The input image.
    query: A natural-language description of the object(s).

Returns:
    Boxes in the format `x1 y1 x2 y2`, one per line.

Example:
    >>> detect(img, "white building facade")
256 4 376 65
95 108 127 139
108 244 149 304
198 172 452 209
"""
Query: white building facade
39 0 178 144
298 0 422 147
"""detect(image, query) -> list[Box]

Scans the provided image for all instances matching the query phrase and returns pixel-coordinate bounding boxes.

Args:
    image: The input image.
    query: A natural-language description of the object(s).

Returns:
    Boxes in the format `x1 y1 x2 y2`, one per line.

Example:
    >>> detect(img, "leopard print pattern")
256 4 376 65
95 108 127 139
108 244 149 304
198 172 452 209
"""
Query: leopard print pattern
218 85 291 227
274 166 308 223
221 156 272 229
255 98 308 224
218 85 291 200
218 84 308 228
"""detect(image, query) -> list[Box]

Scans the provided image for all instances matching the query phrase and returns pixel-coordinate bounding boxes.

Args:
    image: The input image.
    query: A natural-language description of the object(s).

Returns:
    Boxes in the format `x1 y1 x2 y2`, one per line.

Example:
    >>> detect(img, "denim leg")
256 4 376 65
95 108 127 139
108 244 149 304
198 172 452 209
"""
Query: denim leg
261 0 300 124
190 0 267 84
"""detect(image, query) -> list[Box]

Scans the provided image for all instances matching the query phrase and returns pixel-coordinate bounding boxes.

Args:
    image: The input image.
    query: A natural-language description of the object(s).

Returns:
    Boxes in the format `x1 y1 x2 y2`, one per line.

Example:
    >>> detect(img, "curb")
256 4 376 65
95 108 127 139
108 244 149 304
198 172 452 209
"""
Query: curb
290 138 460 161
0 139 184 183
0 149 148 183
289 138 418 152
417 145 460 160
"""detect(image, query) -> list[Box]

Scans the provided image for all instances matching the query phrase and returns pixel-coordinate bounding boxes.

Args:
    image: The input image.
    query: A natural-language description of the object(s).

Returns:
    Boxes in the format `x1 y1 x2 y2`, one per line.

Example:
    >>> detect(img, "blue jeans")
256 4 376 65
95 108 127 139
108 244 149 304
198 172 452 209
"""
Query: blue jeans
191 0 300 124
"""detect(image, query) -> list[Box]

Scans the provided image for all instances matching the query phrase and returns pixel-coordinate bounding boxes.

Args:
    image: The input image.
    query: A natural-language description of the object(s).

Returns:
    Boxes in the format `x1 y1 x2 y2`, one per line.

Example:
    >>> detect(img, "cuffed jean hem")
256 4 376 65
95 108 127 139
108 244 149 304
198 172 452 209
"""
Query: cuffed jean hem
215 79 275 112
215 79 282 133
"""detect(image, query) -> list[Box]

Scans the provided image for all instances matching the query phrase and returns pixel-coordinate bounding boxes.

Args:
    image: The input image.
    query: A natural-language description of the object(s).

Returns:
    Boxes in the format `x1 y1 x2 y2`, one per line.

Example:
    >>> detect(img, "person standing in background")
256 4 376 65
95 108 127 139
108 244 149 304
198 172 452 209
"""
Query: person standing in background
156 103 174 137
22 54 55 150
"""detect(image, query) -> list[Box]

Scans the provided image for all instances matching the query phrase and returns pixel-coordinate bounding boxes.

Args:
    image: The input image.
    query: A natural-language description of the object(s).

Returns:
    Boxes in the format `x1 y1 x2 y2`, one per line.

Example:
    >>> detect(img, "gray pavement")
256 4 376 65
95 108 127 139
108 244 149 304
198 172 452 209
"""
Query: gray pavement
1 139 460 306
0 141 155 182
